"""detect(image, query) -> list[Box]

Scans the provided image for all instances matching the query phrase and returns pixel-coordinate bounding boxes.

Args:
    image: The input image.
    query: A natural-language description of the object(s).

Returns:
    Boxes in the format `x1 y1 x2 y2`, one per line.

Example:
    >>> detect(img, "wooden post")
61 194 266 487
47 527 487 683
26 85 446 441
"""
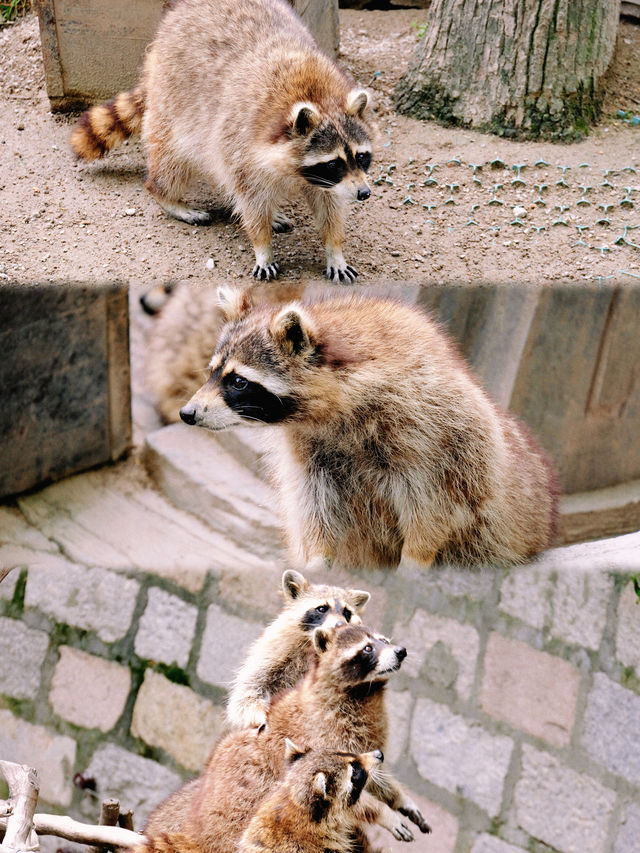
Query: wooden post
0 761 39 853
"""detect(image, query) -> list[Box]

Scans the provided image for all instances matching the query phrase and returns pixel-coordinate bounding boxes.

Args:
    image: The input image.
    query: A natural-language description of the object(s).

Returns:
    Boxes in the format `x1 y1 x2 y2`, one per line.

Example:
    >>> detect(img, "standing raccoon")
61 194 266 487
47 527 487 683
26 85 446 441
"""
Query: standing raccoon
70 0 374 282
179 287 558 569
227 569 370 730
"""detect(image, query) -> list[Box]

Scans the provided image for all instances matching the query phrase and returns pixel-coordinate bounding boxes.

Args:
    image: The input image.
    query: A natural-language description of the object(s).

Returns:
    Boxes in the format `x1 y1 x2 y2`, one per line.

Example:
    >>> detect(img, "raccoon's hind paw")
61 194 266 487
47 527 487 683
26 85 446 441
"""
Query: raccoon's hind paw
325 263 358 283
154 198 214 226
272 213 293 234
398 805 431 834
252 261 280 280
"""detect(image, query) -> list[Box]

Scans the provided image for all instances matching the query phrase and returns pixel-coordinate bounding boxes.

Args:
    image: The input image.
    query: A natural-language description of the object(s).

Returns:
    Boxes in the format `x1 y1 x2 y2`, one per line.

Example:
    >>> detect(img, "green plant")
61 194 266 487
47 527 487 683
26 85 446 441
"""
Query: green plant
633 575 640 601
1 0 30 24
410 20 427 40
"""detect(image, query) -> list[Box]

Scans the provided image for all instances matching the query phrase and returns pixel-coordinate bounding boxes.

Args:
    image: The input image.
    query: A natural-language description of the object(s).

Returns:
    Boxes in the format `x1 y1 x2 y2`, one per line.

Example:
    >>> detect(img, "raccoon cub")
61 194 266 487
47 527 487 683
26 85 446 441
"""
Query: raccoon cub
179 287 558 569
227 569 370 730
70 0 374 282
239 740 383 853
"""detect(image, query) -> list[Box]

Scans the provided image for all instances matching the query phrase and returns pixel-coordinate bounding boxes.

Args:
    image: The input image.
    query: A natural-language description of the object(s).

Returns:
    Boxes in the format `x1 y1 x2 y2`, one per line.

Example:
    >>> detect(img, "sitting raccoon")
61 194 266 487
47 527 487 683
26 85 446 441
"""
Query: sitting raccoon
70 0 374 282
239 741 384 853
178 287 558 569
227 569 370 730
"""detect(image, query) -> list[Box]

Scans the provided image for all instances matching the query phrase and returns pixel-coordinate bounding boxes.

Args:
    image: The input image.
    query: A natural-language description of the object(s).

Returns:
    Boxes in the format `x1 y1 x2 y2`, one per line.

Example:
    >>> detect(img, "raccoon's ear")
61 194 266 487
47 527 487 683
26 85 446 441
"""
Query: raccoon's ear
217 285 252 322
289 101 321 136
271 305 316 357
313 772 327 798
282 570 309 601
313 627 333 655
346 88 370 118
284 738 308 763
348 589 371 611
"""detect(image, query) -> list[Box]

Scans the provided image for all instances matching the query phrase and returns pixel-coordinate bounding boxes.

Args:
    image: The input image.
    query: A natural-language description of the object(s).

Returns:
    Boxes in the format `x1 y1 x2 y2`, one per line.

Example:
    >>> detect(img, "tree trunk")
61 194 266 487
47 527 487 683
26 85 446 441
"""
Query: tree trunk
395 0 621 141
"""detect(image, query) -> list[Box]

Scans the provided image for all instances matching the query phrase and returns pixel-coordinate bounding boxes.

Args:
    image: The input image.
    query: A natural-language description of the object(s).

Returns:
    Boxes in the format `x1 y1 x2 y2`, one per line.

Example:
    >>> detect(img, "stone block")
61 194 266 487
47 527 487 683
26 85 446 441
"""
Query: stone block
131 669 225 772
550 567 613 651
84 743 182 827
616 580 640 673
558 478 640 546
0 710 76 806
529 530 640 573
196 604 263 691
582 673 640 786
49 647 131 732
0 617 50 699
614 801 640 853
0 570 18 599
499 564 553 630
411 698 513 817
25 558 139 643
367 792 458 853
514 744 616 853
135 587 198 668
385 690 413 765
481 633 579 747
394 609 479 700
471 835 527 853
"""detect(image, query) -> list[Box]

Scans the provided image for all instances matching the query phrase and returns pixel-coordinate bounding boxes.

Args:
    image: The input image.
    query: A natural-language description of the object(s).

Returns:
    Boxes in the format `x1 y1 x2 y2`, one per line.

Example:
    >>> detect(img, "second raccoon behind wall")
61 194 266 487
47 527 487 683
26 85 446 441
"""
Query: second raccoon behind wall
70 0 374 282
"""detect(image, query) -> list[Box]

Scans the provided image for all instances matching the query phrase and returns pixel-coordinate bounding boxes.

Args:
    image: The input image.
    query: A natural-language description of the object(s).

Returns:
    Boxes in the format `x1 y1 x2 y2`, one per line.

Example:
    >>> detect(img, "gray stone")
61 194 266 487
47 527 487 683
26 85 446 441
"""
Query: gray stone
614 801 640 853
471 835 526 853
25 558 139 643
514 744 616 853
559 478 640 547
550 566 613 650
0 710 76 806
0 617 49 699
0 569 19 600
531 530 640 572
582 672 640 785
84 743 182 827
135 587 198 668
197 604 263 690
616 580 640 674
499 564 553 630
411 697 514 817
385 690 413 766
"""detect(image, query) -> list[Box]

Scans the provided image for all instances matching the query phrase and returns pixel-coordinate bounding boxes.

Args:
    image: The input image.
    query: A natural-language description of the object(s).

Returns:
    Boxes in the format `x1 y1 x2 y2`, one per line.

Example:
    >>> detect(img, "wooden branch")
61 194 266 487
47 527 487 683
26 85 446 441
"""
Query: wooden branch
0 815 146 850
0 761 39 853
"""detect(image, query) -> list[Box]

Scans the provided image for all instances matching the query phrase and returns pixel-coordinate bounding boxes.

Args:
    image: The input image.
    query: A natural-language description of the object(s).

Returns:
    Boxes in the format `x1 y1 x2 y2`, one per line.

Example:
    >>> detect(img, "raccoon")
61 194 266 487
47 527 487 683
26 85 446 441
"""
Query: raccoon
227 569 370 730
70 0 374 282
239 740 383 853
186 624 429 853
178 287 558 570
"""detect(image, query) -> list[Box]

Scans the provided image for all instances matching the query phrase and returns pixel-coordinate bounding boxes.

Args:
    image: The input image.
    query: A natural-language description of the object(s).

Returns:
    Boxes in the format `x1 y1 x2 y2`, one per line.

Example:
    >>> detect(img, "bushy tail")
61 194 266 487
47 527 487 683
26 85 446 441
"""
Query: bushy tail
130 833 202 853
70 86 145 160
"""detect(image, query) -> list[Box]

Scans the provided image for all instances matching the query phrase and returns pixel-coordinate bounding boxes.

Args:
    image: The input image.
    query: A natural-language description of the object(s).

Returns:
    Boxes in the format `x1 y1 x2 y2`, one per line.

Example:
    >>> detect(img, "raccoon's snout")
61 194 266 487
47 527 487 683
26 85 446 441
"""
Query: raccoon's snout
179 403 197 425
357 186 370 201
395 646 407 662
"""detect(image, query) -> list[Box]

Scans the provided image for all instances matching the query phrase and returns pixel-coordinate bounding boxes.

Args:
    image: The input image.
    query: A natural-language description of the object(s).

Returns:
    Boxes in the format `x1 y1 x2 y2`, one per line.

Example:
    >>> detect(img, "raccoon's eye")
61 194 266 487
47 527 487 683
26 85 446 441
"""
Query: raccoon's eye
356 152 371 172
316 604 329 613
229 375 248 391
363 644 373 654
343 608 352 622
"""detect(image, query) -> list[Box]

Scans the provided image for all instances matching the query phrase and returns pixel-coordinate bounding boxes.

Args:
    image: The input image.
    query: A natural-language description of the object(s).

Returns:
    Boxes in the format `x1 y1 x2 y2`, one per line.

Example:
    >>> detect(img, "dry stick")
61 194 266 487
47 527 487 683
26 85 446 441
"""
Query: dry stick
0 815 146 850
118 811 134 832
89 799 121 853
0 761 39 853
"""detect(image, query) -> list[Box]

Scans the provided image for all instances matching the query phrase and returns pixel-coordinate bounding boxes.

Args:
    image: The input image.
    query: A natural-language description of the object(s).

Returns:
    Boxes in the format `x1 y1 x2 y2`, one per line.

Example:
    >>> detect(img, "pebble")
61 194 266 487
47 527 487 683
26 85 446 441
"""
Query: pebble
205 257 215 270
125 208 136 216
513 206 527 218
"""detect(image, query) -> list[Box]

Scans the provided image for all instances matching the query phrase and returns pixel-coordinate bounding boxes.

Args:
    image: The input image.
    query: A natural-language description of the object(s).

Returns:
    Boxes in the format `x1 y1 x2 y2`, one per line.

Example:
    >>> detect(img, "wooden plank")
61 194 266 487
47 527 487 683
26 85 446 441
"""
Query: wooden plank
0 284 131 500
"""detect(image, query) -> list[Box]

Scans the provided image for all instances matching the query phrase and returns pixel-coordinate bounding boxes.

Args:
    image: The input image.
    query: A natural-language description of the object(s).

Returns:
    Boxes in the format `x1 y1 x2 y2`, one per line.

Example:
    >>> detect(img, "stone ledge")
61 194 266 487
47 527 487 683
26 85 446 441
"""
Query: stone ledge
558 479 640 546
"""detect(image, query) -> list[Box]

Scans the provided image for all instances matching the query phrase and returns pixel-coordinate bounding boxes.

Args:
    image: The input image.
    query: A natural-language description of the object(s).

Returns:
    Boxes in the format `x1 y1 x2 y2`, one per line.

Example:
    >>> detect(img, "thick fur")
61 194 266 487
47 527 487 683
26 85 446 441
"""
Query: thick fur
142 626 427 853
227 569 371 730
70 0 374 281
180 289 559 569
239 743 382 853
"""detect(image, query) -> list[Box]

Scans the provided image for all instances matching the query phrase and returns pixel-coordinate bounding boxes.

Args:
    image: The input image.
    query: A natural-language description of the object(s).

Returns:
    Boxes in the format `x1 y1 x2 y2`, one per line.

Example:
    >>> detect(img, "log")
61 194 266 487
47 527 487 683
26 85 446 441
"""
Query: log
0 815 145 850
0 762 39 853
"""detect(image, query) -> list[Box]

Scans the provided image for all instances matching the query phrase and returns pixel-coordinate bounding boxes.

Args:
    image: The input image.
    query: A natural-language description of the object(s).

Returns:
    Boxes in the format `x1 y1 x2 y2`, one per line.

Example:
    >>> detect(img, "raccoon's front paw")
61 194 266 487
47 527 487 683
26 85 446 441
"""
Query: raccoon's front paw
272 212 293 234
251 261 280 280
398 805 431 835
325 262 358 283
389 818 413 842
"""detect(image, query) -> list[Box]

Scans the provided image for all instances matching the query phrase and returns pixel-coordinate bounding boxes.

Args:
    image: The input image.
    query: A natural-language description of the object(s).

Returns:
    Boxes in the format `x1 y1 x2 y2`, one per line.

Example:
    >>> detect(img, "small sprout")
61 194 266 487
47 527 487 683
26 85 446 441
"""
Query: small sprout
402 195 416 205
534 159 549 167
489 158 505 169
447 157 462 166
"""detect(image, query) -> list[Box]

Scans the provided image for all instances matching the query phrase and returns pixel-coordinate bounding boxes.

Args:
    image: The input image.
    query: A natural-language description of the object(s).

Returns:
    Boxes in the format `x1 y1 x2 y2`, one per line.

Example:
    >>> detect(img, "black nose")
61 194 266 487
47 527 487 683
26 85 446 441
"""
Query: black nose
395 646 407 662
179 404 197 425
357 187 370 201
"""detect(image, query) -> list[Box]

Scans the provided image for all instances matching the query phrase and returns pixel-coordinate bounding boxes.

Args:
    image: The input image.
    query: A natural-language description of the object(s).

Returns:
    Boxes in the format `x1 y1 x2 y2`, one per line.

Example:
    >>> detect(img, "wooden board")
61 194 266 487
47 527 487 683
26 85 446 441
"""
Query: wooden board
36 0 339 112
0 284 131 499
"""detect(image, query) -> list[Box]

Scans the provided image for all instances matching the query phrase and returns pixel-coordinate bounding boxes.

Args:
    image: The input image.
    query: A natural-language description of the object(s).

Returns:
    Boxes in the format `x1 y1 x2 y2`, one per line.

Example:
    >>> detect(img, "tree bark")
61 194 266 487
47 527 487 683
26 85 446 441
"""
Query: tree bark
395 0 621 141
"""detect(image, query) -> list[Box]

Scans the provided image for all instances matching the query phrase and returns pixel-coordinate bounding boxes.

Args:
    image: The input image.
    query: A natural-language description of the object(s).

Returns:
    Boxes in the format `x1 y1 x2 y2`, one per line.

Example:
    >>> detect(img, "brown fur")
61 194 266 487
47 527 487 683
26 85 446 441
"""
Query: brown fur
70 0 374 281
180 289 559 569
227 569 370 730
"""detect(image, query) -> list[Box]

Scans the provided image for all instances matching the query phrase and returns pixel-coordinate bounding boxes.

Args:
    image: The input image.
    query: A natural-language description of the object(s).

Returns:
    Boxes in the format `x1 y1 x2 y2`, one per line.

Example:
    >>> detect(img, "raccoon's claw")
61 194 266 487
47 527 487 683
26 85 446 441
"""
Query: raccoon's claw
252 262 280 280
325 264 358 283
390 821 413 842
398 806 431 834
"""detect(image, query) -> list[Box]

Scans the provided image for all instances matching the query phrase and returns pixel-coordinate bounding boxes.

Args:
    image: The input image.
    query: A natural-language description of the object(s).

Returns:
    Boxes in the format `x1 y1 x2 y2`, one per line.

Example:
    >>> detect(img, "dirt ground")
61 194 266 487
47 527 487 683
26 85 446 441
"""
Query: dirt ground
1 9 640 286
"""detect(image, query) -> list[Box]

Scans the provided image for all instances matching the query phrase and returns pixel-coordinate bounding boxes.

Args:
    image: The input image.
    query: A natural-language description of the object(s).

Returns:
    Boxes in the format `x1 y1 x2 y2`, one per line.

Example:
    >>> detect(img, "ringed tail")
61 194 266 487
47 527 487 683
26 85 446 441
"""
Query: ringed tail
70 87 145 161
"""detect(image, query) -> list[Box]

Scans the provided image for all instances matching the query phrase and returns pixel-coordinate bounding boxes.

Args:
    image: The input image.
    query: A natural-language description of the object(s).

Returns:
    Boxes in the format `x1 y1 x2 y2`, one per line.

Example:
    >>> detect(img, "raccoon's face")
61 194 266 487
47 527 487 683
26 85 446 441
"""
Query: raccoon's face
281 570 370 632
283 739 382 817
179 293 321 431
290 90 373 202
313 624 407 686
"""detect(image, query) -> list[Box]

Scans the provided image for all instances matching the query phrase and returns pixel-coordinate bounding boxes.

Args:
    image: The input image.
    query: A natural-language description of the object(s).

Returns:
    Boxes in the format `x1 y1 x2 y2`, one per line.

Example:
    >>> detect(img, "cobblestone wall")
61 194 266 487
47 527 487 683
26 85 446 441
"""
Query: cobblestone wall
1 526 639 853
